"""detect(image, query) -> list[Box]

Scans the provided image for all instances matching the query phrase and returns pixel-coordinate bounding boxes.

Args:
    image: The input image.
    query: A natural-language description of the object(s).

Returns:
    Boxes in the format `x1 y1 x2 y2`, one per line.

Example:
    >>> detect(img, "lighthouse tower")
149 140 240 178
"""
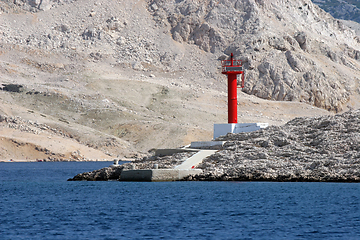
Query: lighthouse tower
213 53 268 139
221 53 244 124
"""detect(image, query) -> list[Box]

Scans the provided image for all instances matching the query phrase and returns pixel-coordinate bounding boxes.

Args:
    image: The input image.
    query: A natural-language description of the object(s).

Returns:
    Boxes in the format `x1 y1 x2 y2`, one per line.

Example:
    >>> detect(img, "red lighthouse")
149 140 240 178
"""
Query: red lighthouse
221 53 244 124
214 53 267 139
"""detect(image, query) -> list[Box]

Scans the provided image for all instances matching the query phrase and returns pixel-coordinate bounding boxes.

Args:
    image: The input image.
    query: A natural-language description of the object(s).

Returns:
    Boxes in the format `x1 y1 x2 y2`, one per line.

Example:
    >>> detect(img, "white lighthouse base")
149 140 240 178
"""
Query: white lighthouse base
213 123 269 139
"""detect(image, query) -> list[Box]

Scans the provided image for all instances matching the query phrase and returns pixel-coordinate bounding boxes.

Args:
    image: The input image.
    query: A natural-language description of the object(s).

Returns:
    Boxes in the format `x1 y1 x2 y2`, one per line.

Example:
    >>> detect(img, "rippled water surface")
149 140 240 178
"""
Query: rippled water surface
1 162 360 239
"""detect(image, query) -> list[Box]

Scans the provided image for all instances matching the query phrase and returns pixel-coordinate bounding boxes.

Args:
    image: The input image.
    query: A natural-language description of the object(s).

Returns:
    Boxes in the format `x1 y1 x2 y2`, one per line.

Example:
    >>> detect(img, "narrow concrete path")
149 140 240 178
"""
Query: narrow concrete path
174 150 217 170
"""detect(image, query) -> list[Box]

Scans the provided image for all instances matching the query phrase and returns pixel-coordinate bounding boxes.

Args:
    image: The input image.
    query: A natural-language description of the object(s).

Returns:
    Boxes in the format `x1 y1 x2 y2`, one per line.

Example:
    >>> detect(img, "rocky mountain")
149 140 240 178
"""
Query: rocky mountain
0 0 360 160
313 0 360 23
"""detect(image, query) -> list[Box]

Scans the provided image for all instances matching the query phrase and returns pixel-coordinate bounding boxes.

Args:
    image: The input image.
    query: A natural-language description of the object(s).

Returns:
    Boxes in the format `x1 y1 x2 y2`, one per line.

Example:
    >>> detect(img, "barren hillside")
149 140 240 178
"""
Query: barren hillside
0 0 359 161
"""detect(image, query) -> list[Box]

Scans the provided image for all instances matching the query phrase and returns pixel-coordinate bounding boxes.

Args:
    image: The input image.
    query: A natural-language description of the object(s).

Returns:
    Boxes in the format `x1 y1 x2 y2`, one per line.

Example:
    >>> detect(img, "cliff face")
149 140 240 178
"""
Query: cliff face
149 0 360 111
1 0 360 159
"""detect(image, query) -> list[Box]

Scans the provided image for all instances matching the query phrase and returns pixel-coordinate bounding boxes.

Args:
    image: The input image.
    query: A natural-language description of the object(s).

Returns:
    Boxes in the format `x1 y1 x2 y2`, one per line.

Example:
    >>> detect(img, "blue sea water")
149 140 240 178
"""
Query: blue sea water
1 162 360 240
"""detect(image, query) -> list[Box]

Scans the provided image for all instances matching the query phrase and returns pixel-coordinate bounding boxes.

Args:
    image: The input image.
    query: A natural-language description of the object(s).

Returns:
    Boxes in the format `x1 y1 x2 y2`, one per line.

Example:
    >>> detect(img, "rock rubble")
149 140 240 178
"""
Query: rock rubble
69 109 360 182
0 114 74 138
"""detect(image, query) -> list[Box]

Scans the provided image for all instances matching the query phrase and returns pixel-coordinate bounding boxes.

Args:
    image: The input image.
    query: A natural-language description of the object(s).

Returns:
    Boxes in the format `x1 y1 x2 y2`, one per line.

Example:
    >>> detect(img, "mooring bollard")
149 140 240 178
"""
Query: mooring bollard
153 164 158 169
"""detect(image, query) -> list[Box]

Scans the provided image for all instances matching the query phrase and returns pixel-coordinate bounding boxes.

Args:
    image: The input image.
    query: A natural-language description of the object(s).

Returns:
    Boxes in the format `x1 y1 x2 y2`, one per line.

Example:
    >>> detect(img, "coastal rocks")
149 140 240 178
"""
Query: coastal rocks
69 109 360 182
68 165 124 181
68 152 195 181
193 109 360 182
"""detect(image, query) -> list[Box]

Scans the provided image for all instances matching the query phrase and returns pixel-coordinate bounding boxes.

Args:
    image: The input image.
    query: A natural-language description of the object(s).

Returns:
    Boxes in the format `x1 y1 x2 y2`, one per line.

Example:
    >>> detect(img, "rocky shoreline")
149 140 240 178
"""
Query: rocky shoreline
68 109 360 182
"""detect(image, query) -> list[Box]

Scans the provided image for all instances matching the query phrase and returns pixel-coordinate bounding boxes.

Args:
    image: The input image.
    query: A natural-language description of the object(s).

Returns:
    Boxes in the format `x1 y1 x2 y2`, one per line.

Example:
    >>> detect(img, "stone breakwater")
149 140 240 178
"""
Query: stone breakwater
68 152 196 181
69 109 360 182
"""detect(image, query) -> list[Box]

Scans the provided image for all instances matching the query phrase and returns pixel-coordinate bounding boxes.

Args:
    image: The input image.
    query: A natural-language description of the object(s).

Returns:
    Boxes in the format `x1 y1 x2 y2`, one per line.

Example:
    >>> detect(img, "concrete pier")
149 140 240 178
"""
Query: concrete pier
175 150 217 170
118 142 221 181
120 169 203 182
